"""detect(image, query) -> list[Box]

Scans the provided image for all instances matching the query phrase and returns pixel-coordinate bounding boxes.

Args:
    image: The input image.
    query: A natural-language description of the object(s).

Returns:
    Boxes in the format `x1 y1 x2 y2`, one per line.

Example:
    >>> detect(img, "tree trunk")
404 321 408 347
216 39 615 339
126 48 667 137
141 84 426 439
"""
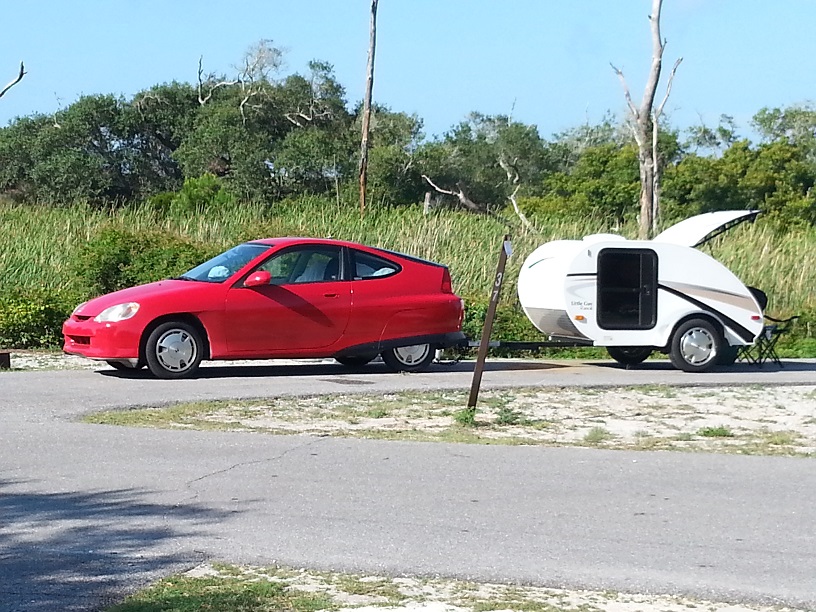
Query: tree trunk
359 0 378 218
612 0 680 240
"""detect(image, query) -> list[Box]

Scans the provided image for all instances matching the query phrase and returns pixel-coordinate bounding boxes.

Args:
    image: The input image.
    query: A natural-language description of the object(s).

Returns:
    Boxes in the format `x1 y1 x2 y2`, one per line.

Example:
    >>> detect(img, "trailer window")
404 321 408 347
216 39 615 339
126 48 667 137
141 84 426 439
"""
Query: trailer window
597 249 657 330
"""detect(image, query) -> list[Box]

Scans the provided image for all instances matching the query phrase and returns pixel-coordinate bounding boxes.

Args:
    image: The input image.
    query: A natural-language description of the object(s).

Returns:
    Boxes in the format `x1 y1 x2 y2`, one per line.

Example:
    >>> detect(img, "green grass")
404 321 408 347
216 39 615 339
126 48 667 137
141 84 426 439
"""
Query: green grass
107 574 333 612
6 196 815 317
697 425 735 438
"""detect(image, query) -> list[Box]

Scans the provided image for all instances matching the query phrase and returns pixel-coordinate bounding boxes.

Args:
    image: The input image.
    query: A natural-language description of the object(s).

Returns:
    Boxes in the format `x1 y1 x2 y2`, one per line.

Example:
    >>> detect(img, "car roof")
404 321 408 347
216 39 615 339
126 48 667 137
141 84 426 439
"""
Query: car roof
247 237 445 268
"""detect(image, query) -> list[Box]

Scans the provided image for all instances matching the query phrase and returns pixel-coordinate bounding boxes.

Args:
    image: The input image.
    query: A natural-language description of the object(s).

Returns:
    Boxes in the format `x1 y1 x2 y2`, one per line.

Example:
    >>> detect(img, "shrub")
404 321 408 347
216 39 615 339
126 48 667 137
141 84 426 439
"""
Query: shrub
0 288 77 349
145 174 237 217
69 225 218 296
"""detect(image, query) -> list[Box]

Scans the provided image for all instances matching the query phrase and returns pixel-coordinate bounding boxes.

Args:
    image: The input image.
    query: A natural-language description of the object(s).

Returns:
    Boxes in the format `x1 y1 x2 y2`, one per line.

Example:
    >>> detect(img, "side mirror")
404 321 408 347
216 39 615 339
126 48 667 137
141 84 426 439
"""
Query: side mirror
244 270 272 287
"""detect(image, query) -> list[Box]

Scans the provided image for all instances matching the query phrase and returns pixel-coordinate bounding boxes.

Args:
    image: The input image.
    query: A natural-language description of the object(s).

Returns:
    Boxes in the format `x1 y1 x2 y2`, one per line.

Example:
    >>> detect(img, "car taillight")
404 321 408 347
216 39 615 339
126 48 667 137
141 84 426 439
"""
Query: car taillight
441 268 453 293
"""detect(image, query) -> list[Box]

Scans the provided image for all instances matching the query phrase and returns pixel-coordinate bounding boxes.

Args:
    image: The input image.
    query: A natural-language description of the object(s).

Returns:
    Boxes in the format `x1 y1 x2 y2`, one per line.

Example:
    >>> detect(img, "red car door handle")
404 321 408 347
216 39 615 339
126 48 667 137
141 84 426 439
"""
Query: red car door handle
324 292 339 298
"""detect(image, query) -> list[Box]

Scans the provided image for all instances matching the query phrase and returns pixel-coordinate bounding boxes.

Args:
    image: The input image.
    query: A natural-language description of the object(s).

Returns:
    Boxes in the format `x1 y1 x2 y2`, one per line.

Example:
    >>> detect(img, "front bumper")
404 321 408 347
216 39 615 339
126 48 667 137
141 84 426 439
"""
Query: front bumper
62 316 142 360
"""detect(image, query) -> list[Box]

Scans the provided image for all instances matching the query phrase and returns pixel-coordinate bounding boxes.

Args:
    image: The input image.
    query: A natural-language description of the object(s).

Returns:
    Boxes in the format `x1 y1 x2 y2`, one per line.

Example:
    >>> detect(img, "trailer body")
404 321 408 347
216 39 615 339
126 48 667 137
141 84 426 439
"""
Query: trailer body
517 211 764 372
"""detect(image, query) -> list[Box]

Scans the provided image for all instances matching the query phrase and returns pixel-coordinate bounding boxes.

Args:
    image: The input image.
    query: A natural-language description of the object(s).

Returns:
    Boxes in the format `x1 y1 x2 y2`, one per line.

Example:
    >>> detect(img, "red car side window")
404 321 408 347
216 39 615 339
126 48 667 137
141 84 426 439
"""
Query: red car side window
353 251 399 280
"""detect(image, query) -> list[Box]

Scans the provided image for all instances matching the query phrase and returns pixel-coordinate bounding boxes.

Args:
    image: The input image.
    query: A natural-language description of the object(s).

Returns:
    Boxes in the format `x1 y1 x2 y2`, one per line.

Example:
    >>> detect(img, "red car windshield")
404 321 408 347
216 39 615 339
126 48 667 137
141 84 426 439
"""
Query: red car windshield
179 243 272 283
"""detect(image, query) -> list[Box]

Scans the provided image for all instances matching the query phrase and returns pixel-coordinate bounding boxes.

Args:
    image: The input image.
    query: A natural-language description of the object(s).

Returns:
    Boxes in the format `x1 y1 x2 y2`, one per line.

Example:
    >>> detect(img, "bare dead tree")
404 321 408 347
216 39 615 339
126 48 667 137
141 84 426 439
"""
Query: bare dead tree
197 41 285 125
359 0 378 217
235 40 283 124
0 61 26 100
611 0 682 239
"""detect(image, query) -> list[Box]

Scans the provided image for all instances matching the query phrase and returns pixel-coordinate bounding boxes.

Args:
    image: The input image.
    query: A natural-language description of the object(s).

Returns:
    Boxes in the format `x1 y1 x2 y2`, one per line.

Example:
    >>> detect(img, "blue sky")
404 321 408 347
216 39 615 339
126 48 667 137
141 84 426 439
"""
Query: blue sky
2 1 814 141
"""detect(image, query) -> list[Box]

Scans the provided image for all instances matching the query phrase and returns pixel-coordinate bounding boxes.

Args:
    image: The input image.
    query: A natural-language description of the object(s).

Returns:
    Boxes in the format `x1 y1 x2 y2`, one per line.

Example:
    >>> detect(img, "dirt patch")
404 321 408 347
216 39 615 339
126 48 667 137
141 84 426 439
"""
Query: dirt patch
180 385 815 455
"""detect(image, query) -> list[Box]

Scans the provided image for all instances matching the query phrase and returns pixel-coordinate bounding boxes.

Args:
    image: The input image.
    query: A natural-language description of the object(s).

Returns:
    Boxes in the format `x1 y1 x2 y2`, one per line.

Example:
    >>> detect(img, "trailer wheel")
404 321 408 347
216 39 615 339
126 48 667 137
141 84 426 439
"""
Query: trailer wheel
607 346 652 366
669 318 721 373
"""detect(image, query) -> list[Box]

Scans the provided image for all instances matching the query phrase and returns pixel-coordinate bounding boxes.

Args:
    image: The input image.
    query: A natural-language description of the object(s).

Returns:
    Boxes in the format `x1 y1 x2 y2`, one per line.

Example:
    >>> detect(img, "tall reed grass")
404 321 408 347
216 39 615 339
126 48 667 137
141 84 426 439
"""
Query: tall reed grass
2 197 814 316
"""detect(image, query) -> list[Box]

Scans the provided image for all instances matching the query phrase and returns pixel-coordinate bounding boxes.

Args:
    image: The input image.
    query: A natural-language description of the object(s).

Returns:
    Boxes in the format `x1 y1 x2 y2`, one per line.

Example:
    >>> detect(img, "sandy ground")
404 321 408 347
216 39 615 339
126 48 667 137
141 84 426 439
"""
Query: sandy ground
7 350 813 611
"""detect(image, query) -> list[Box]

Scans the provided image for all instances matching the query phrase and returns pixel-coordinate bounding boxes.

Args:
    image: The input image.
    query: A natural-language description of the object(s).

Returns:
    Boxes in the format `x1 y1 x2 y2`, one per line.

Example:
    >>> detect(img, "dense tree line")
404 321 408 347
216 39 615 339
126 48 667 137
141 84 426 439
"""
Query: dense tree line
1 52 815 227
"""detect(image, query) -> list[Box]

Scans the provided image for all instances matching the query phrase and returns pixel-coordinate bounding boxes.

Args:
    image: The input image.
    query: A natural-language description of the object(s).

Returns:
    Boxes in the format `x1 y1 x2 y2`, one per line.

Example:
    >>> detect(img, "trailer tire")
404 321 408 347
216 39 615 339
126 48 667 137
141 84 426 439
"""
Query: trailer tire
669 318 721 373
607 346 652 366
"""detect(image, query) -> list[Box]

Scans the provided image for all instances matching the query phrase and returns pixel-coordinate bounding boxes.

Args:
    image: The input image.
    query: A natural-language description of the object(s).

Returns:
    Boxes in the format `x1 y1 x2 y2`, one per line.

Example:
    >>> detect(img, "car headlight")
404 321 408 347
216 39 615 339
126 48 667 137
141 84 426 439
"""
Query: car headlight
94 302 140 323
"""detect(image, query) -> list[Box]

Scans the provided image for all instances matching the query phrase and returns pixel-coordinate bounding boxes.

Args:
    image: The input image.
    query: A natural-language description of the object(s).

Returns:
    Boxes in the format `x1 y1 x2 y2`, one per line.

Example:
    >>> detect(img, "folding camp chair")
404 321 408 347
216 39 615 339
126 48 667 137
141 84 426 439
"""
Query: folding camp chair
739 314 799 367
737 287 799 367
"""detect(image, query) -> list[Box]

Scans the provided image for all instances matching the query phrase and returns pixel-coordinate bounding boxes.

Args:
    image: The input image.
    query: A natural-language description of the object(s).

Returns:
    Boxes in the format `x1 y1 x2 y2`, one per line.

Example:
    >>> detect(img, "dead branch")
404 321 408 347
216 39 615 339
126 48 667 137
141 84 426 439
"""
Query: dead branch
197 56 238 105
421 175 484 213
654 57 683 121
284 107 333 127
0 61 26 99
610 64 644 148
498 157 538 235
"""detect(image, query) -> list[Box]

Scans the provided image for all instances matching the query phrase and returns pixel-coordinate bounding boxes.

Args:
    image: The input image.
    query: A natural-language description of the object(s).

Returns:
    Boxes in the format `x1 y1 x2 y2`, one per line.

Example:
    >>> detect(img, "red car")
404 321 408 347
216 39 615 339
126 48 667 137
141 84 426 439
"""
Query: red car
63 238 466 379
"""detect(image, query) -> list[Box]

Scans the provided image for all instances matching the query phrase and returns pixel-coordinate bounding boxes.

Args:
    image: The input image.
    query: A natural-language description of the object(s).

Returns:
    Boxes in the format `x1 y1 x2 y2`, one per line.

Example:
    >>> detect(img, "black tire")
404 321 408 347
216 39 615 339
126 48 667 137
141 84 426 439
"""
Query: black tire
335 355 377 368
607 346 652 366
144 321 204 379
105 360 144 371
716 343 740 366
381 343 434 373
669 318 721 373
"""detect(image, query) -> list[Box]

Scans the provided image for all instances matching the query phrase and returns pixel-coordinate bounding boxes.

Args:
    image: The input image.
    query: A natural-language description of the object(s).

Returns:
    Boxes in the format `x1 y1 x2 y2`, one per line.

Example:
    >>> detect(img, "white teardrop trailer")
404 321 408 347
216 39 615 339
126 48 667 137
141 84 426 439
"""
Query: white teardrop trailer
517 210 765 372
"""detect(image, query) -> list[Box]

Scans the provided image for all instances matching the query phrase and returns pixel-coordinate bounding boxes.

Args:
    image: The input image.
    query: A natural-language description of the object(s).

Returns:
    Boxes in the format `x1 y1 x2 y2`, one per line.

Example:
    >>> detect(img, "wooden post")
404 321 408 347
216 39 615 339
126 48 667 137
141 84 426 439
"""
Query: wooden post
467 235 512 409
359 0 378 218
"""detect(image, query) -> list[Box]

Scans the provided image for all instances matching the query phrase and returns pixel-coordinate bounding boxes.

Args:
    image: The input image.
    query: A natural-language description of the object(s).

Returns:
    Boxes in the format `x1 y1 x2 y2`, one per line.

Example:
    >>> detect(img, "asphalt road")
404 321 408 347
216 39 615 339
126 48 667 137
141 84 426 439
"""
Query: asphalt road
2 358 816 611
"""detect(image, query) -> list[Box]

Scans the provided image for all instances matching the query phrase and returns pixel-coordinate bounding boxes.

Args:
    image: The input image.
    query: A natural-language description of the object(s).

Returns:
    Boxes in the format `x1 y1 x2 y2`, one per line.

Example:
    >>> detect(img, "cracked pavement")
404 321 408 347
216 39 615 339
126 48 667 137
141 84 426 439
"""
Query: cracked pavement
2 360 816 611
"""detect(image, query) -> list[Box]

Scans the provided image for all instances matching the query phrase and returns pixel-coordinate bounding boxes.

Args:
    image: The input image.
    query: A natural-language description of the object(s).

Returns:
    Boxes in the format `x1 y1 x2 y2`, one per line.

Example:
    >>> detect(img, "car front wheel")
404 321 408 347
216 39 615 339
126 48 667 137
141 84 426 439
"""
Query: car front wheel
144 321 204 379
381 344 434 373
669 318 721 373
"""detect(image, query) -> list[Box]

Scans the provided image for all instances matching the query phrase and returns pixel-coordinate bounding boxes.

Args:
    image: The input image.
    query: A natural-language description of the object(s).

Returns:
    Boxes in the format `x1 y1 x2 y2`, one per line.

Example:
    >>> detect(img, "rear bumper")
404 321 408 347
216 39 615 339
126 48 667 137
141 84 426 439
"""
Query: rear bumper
335 331 467 358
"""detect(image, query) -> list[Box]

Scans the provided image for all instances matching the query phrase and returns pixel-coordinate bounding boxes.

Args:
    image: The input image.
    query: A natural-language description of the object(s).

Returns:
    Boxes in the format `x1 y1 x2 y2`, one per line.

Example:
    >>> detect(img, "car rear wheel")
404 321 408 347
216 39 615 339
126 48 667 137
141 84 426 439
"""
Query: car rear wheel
335 355 377 368
381 343 434 373
144 321 204 379
607 346 652 366
669 318 721 373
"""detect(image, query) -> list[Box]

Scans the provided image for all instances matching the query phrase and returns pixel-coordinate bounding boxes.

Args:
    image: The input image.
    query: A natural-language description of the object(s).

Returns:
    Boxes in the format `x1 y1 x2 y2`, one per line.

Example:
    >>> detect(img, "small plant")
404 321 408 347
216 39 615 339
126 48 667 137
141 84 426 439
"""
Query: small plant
365 408 389 419
583 426 613 444
698 425 734 438
454 406 477 427
495 407 524 426
763 430 799 446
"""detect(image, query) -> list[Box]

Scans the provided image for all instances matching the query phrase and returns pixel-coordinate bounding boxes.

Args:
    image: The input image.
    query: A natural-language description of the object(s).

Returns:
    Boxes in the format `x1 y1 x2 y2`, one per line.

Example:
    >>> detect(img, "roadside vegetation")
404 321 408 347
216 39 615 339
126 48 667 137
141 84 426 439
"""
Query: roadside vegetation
107 561 804 612
2 196 816 356
84 384 816 458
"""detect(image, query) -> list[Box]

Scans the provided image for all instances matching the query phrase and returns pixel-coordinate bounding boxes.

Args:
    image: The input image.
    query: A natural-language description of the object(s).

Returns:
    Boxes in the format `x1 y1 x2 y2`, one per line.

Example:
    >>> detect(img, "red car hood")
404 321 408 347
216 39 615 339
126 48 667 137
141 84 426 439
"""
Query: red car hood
73 279 212 317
